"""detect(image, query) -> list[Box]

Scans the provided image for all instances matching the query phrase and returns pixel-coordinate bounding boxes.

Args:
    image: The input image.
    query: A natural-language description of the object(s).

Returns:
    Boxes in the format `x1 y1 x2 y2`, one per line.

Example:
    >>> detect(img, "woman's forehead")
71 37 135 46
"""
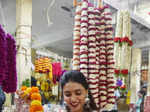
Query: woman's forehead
63 81 86 91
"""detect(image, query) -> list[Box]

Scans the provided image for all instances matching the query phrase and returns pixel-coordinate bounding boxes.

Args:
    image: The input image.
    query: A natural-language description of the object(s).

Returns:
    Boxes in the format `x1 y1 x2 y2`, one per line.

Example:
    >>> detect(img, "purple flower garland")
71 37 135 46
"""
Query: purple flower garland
0 25 17 93
0 25 7 85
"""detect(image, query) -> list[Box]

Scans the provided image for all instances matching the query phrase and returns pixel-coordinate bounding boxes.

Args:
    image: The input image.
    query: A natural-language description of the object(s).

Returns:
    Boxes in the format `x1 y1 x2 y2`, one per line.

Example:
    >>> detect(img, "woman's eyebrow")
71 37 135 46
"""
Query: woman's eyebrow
64 91 70 93
74 89 81 92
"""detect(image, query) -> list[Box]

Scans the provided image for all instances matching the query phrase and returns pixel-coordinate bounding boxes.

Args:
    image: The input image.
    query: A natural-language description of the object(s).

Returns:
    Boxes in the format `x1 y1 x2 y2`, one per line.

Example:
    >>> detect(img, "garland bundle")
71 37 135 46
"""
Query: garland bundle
0 25 17 93
0 25 7 85
114 10 132 97
20 86 43 112
72 1 115 110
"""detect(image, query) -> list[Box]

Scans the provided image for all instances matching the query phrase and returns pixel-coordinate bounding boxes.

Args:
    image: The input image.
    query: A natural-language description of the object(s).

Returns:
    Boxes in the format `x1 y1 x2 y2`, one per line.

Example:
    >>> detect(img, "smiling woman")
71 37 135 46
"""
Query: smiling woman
60 70 97 112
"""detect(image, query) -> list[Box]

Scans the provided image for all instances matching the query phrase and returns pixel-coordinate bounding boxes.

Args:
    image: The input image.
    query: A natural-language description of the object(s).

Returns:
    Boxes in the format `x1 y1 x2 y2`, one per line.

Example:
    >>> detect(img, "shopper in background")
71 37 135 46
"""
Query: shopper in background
60 70 97 112
135 91 143 112
140 86 147 112
0 86 6 112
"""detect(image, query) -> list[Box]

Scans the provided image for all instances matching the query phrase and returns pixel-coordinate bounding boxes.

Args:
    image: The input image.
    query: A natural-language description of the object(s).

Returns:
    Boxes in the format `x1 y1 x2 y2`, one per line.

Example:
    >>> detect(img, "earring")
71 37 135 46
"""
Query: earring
64 101 70 112
84 94 90 109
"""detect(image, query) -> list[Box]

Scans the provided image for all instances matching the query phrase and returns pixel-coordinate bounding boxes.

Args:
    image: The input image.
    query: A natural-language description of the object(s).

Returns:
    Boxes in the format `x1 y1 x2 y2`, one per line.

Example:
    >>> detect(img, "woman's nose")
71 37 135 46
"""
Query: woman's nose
70 95 77 102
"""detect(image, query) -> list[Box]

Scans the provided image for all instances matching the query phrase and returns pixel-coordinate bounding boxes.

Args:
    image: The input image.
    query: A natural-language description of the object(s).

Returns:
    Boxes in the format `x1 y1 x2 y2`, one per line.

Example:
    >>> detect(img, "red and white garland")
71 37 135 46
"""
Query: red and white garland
72 5 81 71
73 1 116 110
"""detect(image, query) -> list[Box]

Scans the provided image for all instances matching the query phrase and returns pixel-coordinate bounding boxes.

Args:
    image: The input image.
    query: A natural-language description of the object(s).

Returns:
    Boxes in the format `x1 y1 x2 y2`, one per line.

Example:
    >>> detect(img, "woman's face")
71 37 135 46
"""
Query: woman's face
63 81 88 112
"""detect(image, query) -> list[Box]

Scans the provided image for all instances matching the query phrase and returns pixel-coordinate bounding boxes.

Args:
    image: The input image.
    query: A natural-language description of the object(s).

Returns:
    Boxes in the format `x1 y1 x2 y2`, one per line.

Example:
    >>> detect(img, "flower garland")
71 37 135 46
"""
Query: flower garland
114 36 133 46
114 69 128 77
114 11 132 99
0 25 7 85
19 86 43 112
73 1 116 110
2 33 17 93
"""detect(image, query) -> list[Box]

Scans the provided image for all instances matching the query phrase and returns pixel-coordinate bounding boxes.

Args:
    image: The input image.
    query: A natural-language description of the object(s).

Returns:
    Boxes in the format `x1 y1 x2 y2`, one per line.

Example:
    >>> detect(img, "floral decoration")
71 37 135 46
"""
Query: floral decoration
17 86 43 112
114 69 128 77
114 36 133 46
121 69 128 76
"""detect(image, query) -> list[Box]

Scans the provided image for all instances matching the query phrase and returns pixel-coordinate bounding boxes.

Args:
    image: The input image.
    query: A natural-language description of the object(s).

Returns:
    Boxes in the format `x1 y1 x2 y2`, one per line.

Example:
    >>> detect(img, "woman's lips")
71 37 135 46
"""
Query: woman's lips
70 102 79 107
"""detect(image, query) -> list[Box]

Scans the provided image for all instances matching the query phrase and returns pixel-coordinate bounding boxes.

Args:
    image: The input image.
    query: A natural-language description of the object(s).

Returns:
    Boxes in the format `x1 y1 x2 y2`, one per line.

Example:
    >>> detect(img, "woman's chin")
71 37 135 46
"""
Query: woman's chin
69 104 82 112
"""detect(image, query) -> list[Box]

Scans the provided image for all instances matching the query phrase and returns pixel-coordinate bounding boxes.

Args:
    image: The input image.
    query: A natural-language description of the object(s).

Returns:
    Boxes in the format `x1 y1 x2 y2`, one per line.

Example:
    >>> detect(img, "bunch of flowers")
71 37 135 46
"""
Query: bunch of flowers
18 86 43 112
120 85 127 93
114 69 128 77
114 36 133 46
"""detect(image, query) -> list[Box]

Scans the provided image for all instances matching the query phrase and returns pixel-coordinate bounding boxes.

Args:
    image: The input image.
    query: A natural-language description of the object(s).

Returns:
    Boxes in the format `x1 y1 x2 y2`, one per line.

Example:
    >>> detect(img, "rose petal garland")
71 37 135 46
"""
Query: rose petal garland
73 5 81 71
88 5 99 108
2 33 17 93
95 8 101 108
98 7 108 109
73 2 116 110
80 0 89 77
104 7 115 110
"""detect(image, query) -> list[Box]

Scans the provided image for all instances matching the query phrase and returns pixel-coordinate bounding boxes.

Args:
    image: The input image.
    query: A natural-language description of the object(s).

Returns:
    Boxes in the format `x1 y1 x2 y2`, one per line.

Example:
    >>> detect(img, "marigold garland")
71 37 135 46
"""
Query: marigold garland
19 86 43 112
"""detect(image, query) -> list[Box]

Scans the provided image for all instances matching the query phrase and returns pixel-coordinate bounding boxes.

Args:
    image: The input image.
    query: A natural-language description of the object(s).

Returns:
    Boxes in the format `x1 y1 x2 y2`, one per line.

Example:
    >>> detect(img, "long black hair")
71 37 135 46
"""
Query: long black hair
60 70 97 112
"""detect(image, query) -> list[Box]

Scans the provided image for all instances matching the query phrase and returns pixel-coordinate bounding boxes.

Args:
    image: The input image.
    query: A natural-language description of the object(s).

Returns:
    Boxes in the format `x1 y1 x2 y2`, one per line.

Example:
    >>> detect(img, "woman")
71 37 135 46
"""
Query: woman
60 70 97 112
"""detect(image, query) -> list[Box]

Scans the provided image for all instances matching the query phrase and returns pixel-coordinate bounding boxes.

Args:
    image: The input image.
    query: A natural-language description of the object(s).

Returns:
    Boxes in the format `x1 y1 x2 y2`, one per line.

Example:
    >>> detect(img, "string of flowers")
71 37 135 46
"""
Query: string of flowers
114 36 133 46
114 69 128 77
0 24 17 93
19 86 43 112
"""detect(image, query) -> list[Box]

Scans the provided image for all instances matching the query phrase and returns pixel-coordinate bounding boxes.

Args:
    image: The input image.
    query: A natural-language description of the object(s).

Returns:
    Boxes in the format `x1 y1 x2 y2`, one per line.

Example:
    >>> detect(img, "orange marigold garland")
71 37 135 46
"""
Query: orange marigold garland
31 93 41 101
19 86 43 112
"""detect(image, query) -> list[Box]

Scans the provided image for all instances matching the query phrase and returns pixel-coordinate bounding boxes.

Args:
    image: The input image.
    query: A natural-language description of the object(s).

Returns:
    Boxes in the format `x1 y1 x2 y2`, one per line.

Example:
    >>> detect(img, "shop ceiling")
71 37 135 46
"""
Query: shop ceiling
0 0 150 58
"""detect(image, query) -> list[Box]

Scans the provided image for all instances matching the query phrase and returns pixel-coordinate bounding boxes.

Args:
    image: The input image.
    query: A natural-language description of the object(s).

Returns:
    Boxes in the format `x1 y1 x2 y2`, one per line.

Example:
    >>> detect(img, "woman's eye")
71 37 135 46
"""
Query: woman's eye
76 91 81 96
65 93 71 97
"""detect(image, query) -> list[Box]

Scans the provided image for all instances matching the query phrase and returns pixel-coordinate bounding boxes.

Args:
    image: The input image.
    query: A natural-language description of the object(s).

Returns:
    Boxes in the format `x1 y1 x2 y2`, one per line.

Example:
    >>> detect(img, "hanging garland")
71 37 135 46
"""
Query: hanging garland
0 24 17 93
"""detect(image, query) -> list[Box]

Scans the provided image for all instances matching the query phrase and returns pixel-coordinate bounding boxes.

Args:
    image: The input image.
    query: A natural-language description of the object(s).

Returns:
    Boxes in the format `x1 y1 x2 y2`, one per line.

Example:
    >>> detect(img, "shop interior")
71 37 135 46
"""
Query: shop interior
0 0 150 111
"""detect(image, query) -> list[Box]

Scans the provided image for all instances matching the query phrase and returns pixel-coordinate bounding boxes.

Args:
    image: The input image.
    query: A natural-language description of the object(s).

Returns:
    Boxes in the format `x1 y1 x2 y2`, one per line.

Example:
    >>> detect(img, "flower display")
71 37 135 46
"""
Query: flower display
0 29 17 93
17 86 43 112
31 93 41 101
121 37 128 42
121 69 128 75
114 37 121 42
114 36 133 46
128 40 133 46
116 79 123 87
72 1 116 110
114 69 120 75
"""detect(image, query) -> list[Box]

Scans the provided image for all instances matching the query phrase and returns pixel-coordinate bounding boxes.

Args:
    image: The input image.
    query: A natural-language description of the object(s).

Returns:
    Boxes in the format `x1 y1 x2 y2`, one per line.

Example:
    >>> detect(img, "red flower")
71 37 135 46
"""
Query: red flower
114 37 121 42
128 40 133 46
121 37 129 43
121 69 128 75
114 69 120 74
120 85 126 89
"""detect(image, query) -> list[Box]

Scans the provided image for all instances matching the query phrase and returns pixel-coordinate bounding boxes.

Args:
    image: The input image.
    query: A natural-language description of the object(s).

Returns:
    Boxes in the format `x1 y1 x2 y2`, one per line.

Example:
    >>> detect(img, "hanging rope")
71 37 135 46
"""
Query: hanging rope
46 0 55 27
